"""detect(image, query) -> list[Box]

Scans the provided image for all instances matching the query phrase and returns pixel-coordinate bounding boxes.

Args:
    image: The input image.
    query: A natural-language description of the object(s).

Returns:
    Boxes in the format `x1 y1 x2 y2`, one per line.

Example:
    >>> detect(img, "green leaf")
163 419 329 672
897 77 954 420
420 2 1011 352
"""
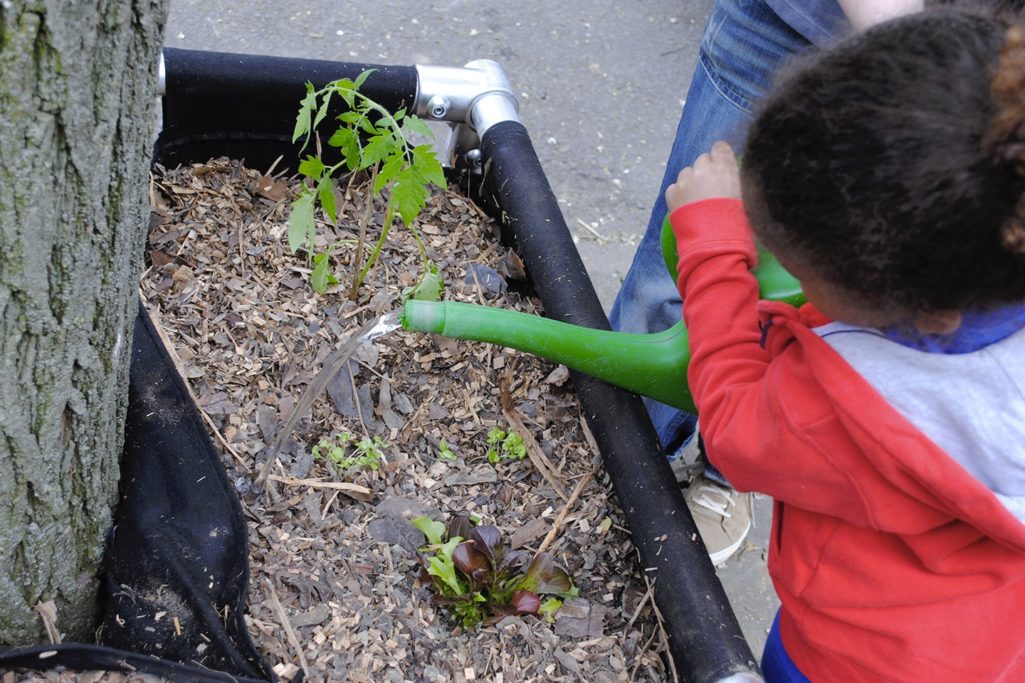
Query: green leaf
452 597 485 629
298 155 327 180
327 126 353 147
337 110 362 125
311 439 331 460
411 145 448 188
331 77 356 108
313 90 333 132
361 133 395 168
403 263 444 302
402 115 434 139
317 178 337 225
288 189 316 253
328 127 360 170
292 82 317 144
332 77 355 91
310 252 337 293
502 432 526 460
374 153 404 193
357 115 379 136
427 538 466 596
353 68 376 90
392 167 430 226
411 515 446 546
538 597 563 623
486 427 506 446
438 439 457 461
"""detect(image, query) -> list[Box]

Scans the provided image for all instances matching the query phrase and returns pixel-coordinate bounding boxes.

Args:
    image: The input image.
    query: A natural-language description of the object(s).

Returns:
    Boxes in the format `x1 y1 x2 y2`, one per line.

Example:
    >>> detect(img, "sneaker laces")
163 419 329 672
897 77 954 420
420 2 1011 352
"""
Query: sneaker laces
689 483 737 519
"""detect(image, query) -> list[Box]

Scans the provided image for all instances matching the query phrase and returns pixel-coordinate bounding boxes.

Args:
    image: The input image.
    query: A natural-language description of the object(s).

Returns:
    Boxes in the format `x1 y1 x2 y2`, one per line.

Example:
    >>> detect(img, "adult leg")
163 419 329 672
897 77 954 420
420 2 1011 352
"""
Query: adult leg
610 0 814 455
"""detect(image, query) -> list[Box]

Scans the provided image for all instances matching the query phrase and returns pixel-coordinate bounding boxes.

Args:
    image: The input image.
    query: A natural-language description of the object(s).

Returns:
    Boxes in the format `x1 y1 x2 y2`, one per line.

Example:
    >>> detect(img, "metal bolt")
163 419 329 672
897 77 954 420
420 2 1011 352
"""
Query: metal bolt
428 95 451 120
465 149 482 169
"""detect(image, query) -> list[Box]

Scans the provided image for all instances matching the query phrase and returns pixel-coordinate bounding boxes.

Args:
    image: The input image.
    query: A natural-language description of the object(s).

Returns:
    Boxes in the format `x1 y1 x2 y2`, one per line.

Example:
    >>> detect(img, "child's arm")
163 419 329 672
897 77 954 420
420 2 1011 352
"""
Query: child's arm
667 143 771 456
667 144 872 520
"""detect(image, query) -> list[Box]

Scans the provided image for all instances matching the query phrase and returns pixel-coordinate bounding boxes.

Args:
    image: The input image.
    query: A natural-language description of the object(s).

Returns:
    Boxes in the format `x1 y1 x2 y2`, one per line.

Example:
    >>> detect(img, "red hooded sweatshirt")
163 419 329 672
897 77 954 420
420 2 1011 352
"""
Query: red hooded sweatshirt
670 198 1025 682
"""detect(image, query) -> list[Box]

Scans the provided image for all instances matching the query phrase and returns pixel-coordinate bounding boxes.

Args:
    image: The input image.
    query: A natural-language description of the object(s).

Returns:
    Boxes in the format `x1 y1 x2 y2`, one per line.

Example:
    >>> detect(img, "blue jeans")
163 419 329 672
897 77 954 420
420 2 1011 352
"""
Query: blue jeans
609 0 813 456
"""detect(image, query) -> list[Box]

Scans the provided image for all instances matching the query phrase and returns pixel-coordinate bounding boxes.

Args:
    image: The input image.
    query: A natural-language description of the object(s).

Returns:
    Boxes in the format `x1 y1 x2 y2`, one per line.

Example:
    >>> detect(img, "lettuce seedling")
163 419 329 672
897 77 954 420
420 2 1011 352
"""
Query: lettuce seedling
311 432 387 471
485 427 527 465
437 438 457 461
410 514 577 629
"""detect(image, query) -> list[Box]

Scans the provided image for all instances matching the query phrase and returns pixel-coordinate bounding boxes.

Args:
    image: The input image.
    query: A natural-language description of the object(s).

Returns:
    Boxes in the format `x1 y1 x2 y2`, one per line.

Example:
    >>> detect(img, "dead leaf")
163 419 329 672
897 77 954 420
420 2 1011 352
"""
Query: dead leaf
254 175 288 202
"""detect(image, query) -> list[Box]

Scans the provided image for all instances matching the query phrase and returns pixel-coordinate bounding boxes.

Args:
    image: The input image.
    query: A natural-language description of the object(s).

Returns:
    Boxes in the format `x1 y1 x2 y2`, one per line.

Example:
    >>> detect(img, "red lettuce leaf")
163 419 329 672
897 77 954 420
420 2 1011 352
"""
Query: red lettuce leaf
510 590 541 615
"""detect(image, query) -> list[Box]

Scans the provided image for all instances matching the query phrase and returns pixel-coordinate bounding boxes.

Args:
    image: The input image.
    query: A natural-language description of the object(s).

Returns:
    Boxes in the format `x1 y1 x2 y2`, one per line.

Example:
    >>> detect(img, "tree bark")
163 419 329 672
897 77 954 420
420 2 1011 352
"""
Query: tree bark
0 0 167 644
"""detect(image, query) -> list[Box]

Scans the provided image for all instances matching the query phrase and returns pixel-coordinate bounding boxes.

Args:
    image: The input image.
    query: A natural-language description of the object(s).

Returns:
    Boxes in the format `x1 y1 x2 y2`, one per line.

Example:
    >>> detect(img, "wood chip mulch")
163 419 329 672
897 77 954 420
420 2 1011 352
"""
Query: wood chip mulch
130 157 671 682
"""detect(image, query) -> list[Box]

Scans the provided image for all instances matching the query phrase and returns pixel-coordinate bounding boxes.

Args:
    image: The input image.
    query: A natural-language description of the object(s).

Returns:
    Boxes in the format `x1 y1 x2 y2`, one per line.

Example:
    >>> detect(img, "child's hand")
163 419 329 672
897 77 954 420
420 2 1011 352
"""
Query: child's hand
665 141 741 212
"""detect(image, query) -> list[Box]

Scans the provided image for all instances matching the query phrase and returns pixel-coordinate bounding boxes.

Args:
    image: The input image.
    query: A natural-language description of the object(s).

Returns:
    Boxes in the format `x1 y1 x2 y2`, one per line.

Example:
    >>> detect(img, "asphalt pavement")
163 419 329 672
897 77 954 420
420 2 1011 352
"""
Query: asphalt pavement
165 0 777 663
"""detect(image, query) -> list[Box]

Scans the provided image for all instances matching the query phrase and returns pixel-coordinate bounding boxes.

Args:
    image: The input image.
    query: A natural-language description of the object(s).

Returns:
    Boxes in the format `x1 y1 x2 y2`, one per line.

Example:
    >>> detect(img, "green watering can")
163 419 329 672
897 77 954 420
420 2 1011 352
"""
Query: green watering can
401 217 804 413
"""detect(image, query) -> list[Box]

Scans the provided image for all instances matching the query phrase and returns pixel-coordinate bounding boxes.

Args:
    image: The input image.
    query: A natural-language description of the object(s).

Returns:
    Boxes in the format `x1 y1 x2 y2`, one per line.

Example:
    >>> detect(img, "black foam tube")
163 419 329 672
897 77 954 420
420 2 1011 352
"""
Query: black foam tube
158 48 419 170
480 121 760 681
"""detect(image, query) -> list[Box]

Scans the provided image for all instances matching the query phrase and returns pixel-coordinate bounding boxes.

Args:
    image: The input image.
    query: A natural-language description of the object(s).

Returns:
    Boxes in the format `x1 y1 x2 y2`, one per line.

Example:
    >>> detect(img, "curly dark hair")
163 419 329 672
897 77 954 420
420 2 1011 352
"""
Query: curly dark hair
742 8 1025 313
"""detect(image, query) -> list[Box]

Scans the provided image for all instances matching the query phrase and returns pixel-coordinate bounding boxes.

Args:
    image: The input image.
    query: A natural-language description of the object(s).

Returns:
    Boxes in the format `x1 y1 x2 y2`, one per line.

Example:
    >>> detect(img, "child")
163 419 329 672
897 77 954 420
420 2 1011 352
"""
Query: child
666 7 1025 682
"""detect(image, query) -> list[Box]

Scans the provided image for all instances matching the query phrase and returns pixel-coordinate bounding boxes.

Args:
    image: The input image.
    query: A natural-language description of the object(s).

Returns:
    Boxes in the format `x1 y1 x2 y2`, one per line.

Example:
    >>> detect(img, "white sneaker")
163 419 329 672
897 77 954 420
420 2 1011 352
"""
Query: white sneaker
684 476 752 566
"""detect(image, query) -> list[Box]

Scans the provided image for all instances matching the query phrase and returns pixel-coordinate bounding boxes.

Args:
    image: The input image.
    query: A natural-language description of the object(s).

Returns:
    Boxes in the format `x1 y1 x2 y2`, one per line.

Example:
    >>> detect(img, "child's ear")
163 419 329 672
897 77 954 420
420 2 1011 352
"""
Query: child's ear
913 310 962 334
1001 218 1025 254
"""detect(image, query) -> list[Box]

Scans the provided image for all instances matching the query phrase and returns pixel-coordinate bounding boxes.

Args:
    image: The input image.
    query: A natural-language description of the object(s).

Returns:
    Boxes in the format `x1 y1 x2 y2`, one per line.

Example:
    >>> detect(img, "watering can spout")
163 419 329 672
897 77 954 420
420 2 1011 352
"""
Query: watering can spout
401 216 805 413
401 299 697 411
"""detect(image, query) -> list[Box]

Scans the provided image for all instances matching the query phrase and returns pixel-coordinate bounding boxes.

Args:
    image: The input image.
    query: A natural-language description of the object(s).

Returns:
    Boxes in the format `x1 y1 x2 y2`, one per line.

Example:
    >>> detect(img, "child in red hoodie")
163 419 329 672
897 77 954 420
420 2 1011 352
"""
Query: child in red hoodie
666 7 1025 682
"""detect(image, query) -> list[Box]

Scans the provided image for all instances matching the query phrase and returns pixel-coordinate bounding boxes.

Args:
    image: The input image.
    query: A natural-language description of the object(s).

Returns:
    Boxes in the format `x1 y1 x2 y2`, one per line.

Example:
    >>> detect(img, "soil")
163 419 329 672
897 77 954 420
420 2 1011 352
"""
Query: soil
10 158 673 682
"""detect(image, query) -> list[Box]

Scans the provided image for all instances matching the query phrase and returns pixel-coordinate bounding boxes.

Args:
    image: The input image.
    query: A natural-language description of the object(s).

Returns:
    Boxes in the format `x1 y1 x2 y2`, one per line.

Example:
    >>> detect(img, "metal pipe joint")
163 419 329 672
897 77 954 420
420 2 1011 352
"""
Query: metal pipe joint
414 59 520 136
415 60 520 171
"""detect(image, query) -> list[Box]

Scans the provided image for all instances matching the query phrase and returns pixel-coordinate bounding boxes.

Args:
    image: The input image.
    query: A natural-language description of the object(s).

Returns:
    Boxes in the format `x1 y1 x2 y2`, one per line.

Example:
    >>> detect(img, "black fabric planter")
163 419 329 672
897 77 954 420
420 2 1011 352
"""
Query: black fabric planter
1 48 760 682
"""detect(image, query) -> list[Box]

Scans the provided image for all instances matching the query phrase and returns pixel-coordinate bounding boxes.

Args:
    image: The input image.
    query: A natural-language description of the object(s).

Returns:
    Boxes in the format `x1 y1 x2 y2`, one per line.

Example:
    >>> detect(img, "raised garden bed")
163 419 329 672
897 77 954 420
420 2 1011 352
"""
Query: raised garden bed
140 156 669 682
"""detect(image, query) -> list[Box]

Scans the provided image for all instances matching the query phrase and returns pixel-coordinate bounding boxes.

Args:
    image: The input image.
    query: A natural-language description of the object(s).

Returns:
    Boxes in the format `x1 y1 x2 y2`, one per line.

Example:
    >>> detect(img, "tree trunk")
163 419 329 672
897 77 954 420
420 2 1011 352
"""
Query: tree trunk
0 0 167 644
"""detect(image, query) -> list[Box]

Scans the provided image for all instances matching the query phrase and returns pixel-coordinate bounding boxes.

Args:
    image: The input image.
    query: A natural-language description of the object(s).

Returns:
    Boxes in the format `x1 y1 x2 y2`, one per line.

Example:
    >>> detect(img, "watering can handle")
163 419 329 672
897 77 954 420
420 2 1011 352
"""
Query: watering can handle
659 214 806 306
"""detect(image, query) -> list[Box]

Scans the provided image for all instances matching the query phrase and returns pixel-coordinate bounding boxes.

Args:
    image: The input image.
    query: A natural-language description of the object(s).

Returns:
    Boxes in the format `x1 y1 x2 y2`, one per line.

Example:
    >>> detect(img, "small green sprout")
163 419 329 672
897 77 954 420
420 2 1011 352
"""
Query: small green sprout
486 427 527 464
311 431 388 471
437 438 457 461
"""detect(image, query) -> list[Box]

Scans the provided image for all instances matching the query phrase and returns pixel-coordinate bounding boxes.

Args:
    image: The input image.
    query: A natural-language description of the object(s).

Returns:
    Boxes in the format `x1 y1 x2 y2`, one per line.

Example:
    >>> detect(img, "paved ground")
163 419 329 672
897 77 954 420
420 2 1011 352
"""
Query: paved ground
165 0 778 663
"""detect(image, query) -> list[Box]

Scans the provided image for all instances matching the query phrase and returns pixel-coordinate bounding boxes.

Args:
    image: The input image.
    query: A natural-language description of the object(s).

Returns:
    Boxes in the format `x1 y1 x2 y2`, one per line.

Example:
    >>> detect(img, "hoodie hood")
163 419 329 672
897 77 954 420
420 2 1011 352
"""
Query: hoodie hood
759 299 1025 553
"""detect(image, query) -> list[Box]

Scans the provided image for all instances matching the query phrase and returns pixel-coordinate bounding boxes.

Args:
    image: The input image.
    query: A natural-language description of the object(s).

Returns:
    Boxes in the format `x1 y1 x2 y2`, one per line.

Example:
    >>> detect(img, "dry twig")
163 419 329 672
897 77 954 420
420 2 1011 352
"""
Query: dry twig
500 379 568 501
641 572 680 683
264 578 309 677
266 474 373 501
537 471 593 554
